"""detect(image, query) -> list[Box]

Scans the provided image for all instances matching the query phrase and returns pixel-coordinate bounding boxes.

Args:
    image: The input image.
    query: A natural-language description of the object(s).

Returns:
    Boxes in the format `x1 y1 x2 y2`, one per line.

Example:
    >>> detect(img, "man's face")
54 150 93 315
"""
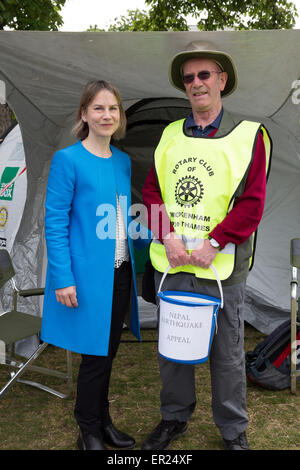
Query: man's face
182 58 228 113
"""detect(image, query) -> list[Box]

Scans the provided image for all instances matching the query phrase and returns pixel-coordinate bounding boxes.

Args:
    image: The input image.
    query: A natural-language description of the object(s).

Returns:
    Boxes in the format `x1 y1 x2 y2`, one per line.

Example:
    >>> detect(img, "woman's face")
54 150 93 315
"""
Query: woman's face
81 89 120 139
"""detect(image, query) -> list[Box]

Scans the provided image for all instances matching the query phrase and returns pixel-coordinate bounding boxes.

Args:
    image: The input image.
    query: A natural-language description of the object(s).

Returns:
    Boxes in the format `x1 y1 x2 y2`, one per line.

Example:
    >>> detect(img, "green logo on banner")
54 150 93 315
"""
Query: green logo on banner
0 167 19 201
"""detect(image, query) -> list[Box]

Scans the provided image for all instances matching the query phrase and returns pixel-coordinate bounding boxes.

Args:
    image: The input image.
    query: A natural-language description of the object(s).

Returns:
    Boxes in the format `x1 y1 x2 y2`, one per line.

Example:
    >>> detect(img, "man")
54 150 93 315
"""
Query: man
141 41 271 450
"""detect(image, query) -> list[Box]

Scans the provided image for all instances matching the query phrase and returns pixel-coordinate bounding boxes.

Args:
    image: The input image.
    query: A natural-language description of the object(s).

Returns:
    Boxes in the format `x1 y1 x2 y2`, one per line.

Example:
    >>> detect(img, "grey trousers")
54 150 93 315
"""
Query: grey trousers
155 270 248 441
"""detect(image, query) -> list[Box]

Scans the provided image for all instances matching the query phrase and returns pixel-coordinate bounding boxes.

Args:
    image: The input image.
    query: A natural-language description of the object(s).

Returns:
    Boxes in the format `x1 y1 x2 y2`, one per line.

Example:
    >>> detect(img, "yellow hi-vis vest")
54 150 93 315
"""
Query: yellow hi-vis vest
150 119 271 281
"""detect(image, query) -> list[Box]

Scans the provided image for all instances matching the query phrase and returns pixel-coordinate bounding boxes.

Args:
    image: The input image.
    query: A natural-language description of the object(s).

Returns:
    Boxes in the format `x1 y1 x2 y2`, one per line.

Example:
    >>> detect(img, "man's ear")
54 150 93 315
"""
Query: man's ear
219 71 228 92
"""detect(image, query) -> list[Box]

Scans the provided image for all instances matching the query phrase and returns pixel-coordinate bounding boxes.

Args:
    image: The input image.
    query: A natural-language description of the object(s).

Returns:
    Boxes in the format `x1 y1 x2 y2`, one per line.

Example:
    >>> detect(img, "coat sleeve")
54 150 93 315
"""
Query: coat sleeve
45 149 76 289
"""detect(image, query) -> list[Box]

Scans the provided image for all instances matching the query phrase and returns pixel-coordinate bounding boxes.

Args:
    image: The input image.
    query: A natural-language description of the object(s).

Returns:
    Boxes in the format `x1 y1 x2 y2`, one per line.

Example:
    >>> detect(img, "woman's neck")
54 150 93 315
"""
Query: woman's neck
81 134 112 158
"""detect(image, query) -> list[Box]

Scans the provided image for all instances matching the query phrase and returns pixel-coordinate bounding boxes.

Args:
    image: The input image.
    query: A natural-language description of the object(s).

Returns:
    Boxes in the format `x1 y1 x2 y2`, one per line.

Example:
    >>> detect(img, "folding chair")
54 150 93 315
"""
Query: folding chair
290 238 300 394
0 249 73 400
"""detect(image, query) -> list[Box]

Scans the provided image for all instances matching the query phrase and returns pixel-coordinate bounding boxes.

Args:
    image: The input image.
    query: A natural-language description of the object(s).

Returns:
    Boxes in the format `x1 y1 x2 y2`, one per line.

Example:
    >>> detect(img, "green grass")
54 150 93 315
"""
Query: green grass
0 324 299 450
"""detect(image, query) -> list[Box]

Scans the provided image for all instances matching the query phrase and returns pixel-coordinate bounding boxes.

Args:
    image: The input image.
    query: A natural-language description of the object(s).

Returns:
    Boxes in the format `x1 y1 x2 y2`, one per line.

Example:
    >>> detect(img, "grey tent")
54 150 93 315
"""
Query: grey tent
0 30 299 348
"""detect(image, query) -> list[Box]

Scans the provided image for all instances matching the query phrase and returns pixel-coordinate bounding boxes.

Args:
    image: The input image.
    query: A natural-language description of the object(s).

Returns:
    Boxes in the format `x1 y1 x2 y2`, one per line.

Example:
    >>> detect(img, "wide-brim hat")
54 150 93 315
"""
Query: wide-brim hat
169 40 238 97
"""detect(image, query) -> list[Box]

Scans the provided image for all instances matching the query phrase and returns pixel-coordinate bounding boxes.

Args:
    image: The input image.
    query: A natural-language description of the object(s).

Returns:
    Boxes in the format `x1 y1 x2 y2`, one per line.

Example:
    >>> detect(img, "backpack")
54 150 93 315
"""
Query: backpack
245 319 300 390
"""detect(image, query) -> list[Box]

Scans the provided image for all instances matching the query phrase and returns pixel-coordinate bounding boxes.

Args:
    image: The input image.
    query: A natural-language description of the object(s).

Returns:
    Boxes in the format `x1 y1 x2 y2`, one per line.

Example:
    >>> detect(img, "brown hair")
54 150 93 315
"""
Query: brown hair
72 80 126 141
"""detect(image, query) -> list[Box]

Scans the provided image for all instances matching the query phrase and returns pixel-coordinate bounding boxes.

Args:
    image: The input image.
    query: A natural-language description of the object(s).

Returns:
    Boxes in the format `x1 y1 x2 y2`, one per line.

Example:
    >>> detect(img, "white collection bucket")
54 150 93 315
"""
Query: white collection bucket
158 265 223 364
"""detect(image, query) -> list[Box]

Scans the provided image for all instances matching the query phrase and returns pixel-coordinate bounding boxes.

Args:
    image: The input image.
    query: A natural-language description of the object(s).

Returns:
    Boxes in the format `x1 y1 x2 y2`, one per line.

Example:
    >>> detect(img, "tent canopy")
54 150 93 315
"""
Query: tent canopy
0 29 299 334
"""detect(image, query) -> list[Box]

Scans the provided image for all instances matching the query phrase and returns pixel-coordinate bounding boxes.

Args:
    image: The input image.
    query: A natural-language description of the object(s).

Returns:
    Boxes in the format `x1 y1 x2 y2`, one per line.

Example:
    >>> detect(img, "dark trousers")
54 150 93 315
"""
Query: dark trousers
155 270 248 441
74 261 132 435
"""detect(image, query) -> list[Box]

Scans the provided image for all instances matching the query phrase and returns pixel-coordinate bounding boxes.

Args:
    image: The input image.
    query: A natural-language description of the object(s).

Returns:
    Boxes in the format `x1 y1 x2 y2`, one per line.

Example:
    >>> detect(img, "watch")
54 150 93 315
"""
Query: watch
209 238 220 250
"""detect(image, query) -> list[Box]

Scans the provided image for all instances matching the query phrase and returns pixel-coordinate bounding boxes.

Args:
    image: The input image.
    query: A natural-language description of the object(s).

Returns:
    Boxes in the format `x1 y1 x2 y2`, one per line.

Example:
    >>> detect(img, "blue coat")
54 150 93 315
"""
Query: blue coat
41 141 145 355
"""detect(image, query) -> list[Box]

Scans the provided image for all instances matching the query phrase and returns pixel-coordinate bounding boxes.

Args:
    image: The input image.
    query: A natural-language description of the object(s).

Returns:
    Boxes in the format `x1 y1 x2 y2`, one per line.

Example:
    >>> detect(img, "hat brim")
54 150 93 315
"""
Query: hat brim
169 50 238 97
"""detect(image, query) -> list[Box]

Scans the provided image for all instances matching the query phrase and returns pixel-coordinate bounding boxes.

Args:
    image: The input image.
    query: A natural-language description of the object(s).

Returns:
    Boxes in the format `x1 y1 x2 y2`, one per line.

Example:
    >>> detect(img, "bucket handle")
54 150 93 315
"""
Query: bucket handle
158 264 224 309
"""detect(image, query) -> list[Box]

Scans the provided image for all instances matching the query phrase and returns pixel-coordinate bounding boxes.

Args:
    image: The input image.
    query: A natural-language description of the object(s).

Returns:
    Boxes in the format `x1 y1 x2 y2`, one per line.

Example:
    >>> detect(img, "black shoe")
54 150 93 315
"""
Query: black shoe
101 423 136 449
77 429 107 450
141 420 188 450
223 432 250 450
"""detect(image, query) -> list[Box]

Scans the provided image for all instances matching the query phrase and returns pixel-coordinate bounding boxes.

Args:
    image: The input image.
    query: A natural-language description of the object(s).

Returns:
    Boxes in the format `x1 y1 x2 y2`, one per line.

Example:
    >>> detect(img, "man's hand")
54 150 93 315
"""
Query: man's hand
190 239 218 269
55 285 78 308
163 232 190 268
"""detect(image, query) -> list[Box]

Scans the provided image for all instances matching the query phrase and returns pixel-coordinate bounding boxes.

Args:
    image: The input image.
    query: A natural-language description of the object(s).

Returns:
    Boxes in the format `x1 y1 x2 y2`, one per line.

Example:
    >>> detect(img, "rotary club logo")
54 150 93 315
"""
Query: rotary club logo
175 175 204 207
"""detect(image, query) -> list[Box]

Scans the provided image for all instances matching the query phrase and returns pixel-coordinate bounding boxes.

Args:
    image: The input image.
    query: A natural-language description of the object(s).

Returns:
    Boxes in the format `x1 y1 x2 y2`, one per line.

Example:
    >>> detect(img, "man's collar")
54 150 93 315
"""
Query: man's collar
186 108 223 130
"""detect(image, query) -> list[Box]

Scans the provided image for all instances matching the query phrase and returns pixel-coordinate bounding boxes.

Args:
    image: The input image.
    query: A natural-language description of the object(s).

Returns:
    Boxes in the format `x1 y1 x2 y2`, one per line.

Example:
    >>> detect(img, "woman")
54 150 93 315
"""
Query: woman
41 80 143 450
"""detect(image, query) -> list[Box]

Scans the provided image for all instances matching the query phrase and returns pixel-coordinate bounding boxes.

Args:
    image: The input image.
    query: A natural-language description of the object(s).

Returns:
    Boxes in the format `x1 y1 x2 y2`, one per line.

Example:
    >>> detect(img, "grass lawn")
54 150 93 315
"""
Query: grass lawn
0 323 299 450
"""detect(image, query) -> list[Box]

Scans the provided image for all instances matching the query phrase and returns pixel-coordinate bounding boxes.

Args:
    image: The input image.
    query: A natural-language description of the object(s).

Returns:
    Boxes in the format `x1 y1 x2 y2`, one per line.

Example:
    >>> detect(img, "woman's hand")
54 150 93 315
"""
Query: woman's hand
55 285 78 308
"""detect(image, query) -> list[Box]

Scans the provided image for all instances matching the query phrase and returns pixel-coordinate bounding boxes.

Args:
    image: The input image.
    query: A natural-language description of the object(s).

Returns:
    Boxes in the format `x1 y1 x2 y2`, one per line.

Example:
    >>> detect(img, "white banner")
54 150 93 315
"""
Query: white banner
0 124 27 252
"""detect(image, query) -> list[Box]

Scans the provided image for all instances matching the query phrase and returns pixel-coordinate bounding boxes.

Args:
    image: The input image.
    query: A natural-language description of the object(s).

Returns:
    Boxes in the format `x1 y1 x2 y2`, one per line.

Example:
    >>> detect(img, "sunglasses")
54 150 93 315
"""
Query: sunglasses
182 70 222 84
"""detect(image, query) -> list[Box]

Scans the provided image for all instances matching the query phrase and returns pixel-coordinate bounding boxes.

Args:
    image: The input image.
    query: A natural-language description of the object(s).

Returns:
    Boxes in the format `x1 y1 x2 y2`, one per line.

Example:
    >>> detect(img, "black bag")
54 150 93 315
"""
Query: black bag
246 320 300 390
141 259 156 304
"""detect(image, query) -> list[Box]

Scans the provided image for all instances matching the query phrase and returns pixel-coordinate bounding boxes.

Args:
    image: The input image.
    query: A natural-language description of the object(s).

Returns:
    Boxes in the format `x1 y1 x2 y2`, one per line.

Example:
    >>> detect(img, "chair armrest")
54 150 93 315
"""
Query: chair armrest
18 288 45 297
291 238 300 268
